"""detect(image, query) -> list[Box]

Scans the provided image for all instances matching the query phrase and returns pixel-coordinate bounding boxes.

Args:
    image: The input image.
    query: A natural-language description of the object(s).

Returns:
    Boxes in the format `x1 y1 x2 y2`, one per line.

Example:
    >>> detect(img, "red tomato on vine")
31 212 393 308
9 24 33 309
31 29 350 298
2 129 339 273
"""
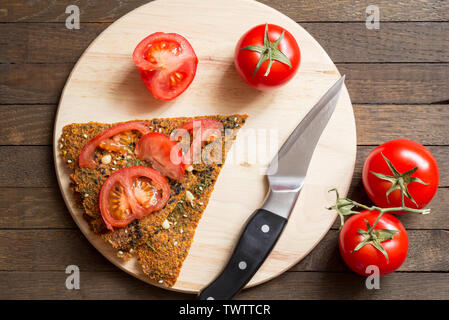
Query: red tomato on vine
339 210 408 276
362 139 439 213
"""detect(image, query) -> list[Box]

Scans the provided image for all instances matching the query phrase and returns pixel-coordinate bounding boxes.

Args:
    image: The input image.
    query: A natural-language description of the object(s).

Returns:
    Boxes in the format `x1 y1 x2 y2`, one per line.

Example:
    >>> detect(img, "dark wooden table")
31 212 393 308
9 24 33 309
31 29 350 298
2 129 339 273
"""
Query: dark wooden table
0 0 448 300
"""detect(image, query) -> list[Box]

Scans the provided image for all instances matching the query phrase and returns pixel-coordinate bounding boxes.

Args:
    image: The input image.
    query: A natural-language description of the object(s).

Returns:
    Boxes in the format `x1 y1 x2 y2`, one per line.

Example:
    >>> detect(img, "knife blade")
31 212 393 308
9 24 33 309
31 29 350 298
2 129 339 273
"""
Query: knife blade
198 75 346 300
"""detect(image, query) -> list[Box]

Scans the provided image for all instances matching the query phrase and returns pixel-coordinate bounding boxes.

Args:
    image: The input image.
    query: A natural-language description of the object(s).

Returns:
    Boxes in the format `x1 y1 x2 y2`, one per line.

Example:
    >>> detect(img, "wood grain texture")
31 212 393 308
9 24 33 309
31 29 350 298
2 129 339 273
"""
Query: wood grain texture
1 104 448 146
303 23 449 63
3 23 449 63
1 229 446 272
1 0 448 22
0 0 150 23
0 63 73 104
237 272 449 300
353 105 449 145
0 188 76 229
1 271 447 300
339 64 449 104
1 146 447 188
0 146 56 188
0 23 108 63
2 63 449 104
258 0 449 22
0 271 188 300
0 105 56 145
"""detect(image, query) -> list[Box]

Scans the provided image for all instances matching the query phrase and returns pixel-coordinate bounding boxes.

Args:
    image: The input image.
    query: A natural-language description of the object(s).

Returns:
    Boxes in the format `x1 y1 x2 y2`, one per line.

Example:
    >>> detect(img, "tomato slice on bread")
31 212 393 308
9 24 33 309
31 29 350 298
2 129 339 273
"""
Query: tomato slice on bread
181 118 224 134
79 121 150 169
99 166 170 231
173 118 224 164
133 32 198 101
135 132 185 181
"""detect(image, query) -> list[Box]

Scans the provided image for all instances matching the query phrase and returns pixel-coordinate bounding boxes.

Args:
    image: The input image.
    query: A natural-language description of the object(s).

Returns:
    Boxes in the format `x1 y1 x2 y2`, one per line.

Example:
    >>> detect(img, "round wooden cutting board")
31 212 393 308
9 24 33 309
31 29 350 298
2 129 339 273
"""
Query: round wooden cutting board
53 0 356 293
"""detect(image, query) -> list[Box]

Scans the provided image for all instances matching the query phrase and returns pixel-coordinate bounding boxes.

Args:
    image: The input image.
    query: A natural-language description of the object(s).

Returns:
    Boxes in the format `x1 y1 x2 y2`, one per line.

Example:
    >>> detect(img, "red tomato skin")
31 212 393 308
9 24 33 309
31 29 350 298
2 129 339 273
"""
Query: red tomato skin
180 118 223 132
138 55 198 101
132 32 198 101
339 210 408 276
174 118 224 164
135 132 185 181
99 166 171 231
362 139 439 212
234 24 300 90
78 121 149 169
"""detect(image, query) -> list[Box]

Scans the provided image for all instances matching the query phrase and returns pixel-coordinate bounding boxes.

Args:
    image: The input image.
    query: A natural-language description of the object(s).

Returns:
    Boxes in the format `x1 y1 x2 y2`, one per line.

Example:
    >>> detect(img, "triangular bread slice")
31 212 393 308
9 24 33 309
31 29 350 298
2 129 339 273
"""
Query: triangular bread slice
59 114 247 286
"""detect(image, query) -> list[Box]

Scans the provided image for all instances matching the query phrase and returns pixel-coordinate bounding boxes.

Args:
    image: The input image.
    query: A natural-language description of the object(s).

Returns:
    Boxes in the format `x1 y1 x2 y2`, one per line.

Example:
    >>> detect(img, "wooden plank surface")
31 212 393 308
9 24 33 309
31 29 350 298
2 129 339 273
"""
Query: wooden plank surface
1 104 448 146
2 63 449 104
0 229 447 272
0 271 447 300
0 0 448 300
237 272 449 300
2 23 449 63
0 105 56 145
0 188 76 229
1 0 448 22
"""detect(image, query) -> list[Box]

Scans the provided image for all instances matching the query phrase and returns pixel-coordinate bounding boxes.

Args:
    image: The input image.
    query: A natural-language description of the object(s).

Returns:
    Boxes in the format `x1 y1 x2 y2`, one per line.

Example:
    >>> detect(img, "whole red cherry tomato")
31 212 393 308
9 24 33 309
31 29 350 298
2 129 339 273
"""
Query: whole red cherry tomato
234 23 300 90
339 210 408 276
362 139 439 212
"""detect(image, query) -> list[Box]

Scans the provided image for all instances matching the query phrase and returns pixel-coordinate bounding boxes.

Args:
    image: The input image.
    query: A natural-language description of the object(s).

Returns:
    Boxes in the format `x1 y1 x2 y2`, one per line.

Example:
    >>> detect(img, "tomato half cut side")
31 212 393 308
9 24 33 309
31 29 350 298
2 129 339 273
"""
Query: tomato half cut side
79 121 150 169
135 132 185 181
234 24 301 90
132 32 198 101
99 166 171 231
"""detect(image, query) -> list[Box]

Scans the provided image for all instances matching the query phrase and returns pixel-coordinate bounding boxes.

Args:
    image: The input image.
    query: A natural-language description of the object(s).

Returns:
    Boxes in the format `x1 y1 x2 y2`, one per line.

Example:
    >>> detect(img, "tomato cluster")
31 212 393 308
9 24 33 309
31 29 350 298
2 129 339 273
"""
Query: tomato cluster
337 139 438 276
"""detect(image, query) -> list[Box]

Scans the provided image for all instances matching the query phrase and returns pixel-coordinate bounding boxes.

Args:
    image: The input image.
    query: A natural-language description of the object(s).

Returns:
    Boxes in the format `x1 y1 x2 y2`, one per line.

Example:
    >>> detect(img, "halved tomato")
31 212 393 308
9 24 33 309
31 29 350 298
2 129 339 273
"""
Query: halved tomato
133 32 198 101
99 166 170 231
135 132 185 181
174 119 224 164
79 121 150 169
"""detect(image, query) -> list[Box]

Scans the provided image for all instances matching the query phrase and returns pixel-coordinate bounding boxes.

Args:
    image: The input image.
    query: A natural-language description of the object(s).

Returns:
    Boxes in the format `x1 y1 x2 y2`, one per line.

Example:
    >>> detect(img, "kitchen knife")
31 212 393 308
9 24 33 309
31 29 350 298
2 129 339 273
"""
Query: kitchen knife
198 75 346 300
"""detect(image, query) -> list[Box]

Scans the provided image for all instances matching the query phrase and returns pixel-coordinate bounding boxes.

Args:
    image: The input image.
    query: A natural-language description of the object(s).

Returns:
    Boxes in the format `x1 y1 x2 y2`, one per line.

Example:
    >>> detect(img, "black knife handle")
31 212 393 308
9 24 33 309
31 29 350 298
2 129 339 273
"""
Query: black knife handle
197 208 287 300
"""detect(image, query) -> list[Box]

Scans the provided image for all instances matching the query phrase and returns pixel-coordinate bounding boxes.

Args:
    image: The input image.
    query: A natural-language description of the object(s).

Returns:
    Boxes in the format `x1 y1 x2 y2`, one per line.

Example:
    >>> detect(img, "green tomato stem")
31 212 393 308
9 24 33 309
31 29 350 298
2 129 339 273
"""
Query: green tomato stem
350 200 430 232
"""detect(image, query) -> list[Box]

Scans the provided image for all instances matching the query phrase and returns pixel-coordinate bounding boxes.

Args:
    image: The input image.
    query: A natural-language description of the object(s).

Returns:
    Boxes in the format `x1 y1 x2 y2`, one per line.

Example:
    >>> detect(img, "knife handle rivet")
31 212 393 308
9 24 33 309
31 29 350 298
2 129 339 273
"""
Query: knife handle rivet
238 261 247 270
261 224 270 233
